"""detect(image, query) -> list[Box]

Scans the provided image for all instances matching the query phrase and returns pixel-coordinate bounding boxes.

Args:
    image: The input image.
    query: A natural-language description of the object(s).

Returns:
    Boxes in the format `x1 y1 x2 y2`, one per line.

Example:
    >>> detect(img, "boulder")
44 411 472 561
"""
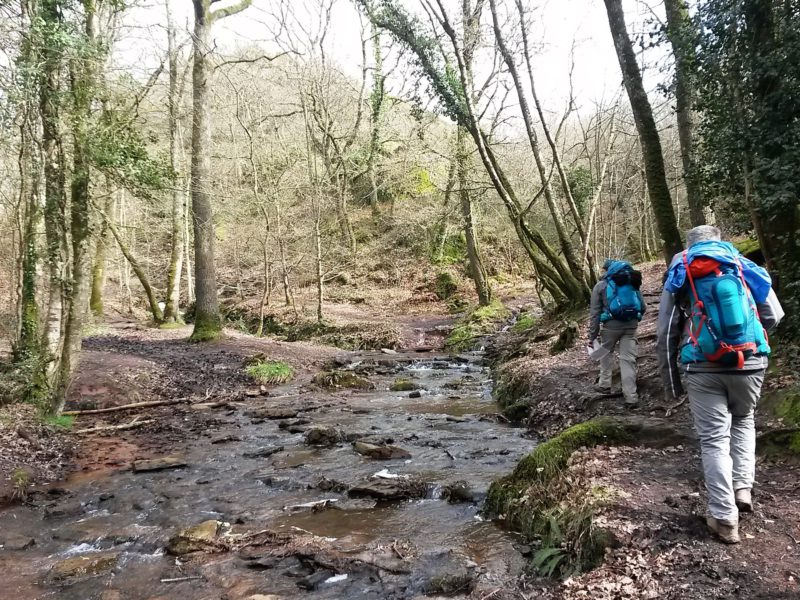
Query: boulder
243 446 284 459
132 456 186 473
304 426 342 447
353 441 412 460
348 478 426 501
50 552 119 580
166 520 223 555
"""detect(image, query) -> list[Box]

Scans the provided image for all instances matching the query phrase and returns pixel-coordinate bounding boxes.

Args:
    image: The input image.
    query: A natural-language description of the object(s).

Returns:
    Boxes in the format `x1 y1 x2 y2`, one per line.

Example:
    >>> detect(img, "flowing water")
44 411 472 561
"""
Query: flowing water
0 352 535 599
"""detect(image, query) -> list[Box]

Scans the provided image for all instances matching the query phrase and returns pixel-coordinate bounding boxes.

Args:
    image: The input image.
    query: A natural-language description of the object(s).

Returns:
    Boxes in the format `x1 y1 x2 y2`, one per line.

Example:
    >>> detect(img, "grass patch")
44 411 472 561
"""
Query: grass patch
445 300 511 352
245 360 294 385
511 312 538 334
42 414 75 430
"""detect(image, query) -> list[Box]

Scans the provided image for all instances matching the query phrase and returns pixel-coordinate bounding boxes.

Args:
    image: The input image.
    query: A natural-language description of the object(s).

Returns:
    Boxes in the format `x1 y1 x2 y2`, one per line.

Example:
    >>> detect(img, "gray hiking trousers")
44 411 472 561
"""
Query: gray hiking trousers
686 370 765 521
598 325 638 402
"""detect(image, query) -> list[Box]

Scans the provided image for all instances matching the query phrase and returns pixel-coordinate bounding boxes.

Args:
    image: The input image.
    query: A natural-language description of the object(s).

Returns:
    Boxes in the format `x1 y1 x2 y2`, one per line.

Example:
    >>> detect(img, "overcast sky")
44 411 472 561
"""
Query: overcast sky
115 0 668 114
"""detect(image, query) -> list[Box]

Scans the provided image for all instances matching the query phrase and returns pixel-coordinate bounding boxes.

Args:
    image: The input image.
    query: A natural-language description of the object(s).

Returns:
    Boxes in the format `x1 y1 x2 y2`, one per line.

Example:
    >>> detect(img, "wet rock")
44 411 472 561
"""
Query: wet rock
211 434 242 444
389 377 420 392
166 520 223 555
416 551 475 596
442 481 476 504
243 445 284 459
2 534 34 550
353 441 412 460
445 415 469 423
409 391 423 399
349 478 427 500
315 476 348 493
50 552 119 580
312 370 374 390
278 418 311 429
132 456 187 473
296 570 335 590
245 595 284 600
245 407 299 420
45 500 84 519
333 498 377 511
285 425 308 434
255 474 306 490
304 426 343 447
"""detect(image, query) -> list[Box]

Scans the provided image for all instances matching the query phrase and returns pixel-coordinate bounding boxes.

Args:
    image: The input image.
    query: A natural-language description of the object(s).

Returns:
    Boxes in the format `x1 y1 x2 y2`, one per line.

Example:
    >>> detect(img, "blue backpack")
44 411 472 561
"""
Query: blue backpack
601 262 644 323
679 252 769 368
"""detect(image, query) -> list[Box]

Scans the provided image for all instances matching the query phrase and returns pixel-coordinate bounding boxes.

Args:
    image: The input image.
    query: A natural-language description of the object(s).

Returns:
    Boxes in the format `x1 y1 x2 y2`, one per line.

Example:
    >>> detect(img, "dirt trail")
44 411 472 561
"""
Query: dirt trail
489 263 800 599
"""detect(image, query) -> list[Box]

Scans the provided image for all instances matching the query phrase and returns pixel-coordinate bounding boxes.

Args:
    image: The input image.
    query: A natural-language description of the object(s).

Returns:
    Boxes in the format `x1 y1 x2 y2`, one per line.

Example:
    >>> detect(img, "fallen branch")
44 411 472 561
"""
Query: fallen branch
75 417 154 435
64 398 191 416
160 576 203 584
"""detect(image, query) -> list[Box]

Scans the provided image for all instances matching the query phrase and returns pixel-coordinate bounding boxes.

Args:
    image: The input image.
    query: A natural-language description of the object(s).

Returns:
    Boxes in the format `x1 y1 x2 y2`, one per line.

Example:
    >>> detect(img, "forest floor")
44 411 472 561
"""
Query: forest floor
0 276 798 599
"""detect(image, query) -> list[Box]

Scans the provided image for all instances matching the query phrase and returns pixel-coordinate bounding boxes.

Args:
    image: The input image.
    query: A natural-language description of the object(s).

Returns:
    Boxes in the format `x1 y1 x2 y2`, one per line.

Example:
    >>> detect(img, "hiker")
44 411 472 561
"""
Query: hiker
657 225 784 544
588 259 646 406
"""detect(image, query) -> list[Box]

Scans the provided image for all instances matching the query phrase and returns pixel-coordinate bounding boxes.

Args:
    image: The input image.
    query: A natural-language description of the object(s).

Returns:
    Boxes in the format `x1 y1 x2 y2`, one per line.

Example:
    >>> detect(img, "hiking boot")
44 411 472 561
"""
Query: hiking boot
735 488 753 513
624 394 639 407
706 516 740 544
594 384 613 394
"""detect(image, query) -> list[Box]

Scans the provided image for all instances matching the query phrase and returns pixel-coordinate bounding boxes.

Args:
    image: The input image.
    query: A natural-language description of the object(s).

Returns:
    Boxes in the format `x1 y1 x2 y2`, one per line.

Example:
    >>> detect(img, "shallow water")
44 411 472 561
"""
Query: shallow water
0 353 535 599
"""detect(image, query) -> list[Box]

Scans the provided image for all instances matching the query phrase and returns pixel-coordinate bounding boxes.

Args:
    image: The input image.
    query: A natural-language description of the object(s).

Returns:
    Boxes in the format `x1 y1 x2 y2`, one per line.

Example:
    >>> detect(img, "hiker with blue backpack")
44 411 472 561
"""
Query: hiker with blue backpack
657 225 784 544
588 259 646 406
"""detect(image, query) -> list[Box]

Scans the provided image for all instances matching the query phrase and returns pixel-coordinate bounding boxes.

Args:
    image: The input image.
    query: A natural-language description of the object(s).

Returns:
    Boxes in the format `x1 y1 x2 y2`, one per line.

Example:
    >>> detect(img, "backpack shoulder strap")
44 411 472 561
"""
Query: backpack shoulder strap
683 251 707 348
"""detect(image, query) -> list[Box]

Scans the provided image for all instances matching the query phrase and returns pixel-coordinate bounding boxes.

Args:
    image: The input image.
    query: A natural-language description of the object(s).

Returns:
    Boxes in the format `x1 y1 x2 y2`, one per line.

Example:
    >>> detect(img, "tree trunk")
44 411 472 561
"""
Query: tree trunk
103 212 164 323
456 127 492 306
89 192 112 317
663 0 706 227
53 0 99 414
603 0 682 262
189 0 222 341
366 19 384 215
313 210 324 323
163 0 185 323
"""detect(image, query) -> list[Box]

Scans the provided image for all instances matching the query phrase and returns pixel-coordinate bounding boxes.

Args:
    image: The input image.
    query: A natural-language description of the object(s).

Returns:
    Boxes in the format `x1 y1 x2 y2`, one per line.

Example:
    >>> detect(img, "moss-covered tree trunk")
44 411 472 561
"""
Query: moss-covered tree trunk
603 0 683 262
664 0 706 227
163 0 184 324
53 0 99 414
89 192 112 317
366 19 384 215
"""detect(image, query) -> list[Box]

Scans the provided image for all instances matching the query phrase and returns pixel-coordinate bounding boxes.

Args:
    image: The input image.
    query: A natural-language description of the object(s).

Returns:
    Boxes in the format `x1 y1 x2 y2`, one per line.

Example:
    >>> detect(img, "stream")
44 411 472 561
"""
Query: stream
0 351 535 599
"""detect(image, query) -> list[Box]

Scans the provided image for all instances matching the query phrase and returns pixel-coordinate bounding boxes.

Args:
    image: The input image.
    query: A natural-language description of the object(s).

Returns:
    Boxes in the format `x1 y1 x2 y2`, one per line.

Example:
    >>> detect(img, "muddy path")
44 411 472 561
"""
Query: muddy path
0 325 532 599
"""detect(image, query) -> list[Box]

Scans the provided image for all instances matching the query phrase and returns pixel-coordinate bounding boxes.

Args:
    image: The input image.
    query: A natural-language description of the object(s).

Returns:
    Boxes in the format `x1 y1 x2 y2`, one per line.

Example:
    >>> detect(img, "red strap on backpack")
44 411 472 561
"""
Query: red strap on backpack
682 251 707 348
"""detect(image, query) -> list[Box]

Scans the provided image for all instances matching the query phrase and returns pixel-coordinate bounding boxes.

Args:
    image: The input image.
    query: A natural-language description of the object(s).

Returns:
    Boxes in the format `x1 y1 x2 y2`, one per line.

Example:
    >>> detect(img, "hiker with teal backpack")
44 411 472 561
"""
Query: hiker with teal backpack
588 259 646 406
657 226 784 544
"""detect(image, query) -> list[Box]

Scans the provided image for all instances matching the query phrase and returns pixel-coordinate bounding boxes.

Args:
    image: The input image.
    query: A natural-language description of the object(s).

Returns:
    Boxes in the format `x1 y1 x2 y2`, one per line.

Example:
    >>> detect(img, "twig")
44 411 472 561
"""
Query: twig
391 540 406 560
63 398 191 416
444 449 456 460
74 417 154 435
160 576 203 583
481 589 502 600
784 530 800 545
665 396 687 417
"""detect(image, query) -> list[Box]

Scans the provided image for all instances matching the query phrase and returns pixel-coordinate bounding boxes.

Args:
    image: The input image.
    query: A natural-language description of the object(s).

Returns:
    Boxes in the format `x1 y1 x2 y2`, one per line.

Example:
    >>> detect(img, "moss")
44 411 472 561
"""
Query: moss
158 321 186 330
485 418 634 578
189 312 223 342
775 392 800 425
512 312 538 334
312 370 375 390
389 377 419 392
246 360 294 385
733 237 761 257
503 401 531 422
445 300 510 351
484 418 634 522
434 271 459 300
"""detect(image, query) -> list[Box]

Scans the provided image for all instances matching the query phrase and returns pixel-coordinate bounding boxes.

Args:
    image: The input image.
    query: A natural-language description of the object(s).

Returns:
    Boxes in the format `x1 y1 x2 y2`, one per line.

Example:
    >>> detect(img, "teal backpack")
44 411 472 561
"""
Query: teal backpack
601 261 644 323
679 252 769 368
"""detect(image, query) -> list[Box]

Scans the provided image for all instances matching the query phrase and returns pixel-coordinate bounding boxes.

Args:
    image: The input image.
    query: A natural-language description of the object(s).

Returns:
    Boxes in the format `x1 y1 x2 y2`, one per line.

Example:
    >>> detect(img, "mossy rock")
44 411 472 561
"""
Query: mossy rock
434 271 459 300
312 370 375 390
512 312 538 334
389 377 419 392
245 360 294 385
445 300 511 351
758 389 800 457
167 520 223 555
503 401 531 422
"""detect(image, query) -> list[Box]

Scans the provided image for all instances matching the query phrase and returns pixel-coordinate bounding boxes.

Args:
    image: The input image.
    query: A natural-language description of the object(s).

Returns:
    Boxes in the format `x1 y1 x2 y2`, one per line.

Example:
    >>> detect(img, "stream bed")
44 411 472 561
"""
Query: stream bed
0 352 536 599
